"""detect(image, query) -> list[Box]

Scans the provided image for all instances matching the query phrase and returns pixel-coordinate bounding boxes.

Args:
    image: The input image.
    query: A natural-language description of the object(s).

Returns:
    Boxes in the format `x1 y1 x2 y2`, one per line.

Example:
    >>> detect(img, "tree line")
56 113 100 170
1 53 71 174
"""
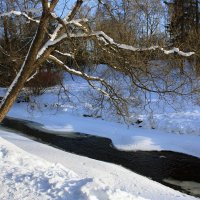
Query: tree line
0 0 199 122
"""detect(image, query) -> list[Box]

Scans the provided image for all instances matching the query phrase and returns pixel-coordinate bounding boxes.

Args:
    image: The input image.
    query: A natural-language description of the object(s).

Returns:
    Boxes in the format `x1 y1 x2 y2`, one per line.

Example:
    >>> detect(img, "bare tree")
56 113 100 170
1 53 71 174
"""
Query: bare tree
134 0 164 42
0 0 196 122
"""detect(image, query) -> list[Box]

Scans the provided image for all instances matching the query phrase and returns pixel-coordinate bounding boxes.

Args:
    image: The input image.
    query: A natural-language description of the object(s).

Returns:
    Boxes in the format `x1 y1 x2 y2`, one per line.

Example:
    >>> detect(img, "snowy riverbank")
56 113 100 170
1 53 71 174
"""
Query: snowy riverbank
1 73 200 199
0 128 198 200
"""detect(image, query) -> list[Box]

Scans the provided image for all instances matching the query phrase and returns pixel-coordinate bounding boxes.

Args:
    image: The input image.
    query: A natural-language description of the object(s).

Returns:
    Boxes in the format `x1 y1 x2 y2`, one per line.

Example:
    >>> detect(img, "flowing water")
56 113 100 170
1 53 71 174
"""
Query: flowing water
1 117 200 198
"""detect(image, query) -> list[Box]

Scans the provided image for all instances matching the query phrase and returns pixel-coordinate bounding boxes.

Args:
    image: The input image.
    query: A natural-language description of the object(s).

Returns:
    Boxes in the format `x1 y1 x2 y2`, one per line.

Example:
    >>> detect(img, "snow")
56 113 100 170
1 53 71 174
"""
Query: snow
1 65 200 199
0 129 198 200
94 32 195 56
0 134 147 200
164 178 200 197
0 4 199 199
55 50 75 58
37 28 195 59
3 75 200 158
0 10 39 23
160 47 195 57
37 34 70 59
5 105 200 158
49 55 90 77
68 18 89 28
26 70 38 82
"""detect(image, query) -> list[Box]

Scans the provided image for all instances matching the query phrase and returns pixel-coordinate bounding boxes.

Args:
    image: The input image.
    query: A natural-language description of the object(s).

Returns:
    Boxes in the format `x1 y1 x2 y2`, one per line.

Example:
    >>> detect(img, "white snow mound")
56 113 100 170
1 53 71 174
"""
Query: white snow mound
0 137 147 200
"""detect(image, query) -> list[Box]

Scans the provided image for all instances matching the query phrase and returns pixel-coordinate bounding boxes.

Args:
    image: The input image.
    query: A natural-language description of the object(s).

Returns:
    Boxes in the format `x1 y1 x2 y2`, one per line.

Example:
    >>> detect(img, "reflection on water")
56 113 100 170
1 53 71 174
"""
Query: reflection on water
164 178 200 196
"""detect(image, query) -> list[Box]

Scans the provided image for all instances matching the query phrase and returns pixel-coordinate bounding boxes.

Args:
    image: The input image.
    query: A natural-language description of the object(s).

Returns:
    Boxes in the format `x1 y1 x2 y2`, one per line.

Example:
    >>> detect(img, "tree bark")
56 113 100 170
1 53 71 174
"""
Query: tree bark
0 13 49 122
0 0 85 122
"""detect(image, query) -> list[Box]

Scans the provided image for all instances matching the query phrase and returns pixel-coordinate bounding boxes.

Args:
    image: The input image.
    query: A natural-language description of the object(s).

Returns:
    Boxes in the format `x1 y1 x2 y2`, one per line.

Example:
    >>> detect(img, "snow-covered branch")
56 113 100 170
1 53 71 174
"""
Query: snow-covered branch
50 12 88 26
48 55 103 81
48 55 125 102
49 0 85 41
0 10 39 23
54 50 75 58
26 70 38 82
93 31 195 57
39 29 195 61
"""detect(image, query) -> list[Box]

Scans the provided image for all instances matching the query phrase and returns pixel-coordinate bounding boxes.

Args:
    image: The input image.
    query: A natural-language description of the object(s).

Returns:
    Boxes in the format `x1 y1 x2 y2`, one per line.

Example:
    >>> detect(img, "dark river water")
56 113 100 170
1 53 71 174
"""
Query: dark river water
1 117 200 198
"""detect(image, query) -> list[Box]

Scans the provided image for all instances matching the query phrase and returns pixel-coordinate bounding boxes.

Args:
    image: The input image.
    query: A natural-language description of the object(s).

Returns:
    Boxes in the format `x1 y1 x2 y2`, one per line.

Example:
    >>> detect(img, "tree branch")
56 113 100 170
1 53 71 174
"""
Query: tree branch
48 54 127 103
0 10 39 23
41 0 49 11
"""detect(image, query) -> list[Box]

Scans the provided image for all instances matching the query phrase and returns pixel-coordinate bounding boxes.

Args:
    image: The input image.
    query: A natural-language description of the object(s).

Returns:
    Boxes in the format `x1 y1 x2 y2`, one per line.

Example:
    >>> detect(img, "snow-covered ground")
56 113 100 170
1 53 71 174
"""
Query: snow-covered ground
0 73 199 158
4 70 200 137
1 70 200 199
6 106 200 158
0 128 198 200
0 131 145 200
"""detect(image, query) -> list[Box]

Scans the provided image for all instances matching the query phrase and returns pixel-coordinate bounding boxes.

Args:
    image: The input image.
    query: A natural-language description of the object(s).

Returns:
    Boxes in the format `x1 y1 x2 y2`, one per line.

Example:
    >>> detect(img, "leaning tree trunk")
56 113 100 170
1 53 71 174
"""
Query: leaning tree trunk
0 13 49 122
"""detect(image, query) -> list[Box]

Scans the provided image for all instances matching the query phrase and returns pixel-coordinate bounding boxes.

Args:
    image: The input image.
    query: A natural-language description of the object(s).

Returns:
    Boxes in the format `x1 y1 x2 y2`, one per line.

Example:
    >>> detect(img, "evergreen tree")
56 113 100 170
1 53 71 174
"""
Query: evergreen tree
165 0 199 48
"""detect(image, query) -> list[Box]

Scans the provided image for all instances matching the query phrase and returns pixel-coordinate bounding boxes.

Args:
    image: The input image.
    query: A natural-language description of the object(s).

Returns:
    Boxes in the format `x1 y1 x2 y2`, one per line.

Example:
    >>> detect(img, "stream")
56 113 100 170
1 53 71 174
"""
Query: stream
1 117 200 198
